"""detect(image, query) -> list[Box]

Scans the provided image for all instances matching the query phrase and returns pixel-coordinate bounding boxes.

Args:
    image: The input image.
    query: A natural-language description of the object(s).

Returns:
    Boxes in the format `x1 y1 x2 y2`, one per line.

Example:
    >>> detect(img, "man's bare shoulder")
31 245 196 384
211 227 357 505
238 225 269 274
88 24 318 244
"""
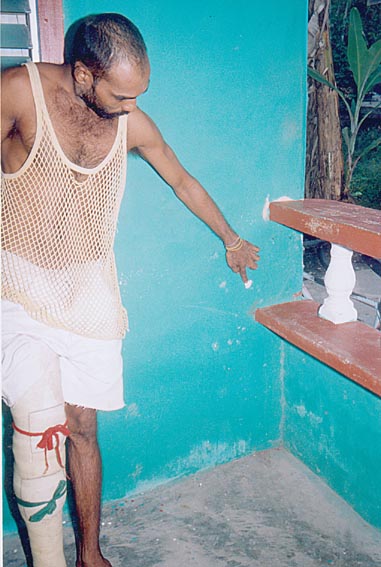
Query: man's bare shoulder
1 62 67 93
1 65 30 98
1 65 33 126
35 62 69 87
127 108 163 152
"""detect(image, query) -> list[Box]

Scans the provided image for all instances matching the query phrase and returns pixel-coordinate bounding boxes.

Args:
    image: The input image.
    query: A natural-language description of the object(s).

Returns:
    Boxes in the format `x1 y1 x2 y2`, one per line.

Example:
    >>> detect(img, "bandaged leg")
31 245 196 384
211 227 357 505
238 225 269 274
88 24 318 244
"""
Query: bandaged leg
11 341 69 567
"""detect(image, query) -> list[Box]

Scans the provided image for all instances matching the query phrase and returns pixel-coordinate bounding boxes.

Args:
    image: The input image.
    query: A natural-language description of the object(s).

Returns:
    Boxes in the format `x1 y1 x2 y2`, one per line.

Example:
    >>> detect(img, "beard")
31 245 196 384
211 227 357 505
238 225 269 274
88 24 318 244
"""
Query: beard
81 86 126 120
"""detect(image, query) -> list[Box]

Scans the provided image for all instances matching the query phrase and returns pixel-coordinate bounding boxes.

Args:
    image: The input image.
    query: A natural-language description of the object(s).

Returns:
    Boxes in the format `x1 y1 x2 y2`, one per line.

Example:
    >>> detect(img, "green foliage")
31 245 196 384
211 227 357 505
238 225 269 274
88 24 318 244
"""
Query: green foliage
330 0 381 97
350 127 381 209
347 8 381 96
308 7 381 198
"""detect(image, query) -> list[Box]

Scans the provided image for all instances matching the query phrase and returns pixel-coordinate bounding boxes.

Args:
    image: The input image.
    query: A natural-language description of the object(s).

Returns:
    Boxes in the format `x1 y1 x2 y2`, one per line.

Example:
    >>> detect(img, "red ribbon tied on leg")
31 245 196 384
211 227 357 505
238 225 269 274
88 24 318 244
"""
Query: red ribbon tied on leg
13 421 71 474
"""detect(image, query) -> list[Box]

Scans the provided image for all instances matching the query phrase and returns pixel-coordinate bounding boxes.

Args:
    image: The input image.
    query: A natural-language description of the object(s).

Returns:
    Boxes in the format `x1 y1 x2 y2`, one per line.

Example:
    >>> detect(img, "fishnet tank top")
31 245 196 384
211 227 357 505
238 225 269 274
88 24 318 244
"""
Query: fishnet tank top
1 62 129 339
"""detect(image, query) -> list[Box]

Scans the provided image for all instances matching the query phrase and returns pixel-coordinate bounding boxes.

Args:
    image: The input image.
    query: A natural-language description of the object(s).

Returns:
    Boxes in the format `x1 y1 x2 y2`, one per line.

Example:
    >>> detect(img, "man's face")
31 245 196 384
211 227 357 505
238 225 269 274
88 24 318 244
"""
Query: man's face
81 60 150 119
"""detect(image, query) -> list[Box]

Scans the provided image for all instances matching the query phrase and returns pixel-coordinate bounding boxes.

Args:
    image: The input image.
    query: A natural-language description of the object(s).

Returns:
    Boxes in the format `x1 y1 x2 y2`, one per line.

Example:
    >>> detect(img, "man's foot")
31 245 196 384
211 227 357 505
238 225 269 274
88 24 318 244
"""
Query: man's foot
65 405 112 567
76 554 112 567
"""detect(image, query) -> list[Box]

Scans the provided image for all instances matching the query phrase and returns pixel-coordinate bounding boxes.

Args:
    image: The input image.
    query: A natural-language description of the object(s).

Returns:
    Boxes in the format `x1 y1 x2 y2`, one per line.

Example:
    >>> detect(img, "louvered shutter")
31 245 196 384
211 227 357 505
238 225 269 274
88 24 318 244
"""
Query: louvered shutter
1 0 33 70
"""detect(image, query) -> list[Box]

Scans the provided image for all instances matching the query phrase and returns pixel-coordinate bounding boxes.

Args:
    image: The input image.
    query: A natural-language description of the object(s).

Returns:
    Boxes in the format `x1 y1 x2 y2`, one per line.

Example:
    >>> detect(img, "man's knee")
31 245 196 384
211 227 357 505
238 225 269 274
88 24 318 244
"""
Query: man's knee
65 404 98 445
11 347 68 479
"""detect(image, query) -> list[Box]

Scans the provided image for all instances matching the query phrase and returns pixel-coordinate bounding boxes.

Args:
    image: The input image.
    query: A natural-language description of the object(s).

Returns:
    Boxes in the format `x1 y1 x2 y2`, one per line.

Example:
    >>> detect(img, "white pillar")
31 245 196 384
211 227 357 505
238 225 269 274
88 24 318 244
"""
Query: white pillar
318 243 358 324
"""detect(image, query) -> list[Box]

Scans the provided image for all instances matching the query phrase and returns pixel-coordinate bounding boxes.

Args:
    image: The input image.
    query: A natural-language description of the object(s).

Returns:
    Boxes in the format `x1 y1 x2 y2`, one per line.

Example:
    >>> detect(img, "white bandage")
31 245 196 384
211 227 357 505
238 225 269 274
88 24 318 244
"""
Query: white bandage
11 346 68 567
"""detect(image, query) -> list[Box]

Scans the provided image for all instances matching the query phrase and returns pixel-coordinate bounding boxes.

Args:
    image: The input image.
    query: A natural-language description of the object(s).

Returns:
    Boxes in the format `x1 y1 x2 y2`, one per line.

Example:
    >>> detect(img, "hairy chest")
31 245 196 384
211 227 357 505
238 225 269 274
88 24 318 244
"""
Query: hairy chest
46 96 118 169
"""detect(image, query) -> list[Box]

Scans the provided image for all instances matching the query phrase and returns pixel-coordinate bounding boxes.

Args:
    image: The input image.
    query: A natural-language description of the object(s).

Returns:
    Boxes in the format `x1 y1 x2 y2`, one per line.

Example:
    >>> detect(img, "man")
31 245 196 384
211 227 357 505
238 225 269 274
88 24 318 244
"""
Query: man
1 13 259 567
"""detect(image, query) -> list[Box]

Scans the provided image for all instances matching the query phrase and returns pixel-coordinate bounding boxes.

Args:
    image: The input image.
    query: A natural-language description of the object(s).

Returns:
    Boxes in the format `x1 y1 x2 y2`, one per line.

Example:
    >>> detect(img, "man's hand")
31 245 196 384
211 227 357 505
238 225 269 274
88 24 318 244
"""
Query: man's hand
225 240 260 285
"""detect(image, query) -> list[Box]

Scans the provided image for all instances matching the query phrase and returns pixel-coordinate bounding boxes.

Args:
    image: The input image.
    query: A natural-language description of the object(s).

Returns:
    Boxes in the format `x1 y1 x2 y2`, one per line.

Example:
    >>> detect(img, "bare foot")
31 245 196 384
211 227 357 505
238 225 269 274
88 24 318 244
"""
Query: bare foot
76 554 112 567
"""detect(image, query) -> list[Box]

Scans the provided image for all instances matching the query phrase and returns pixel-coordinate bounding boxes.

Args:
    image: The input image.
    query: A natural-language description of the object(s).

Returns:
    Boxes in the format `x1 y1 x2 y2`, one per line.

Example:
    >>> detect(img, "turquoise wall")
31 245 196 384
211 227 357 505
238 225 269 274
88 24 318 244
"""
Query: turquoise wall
282 342 381 529
3 0 307 532
86 0 306 499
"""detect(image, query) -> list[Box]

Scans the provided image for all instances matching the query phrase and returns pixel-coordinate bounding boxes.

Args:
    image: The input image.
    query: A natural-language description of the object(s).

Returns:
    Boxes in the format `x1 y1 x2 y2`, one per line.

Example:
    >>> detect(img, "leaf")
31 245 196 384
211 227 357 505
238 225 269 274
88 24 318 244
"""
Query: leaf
342 126 351 152
368 39 381 78
364 66 381 94
347 8 369 90
307 67 337 90
356 137 381 163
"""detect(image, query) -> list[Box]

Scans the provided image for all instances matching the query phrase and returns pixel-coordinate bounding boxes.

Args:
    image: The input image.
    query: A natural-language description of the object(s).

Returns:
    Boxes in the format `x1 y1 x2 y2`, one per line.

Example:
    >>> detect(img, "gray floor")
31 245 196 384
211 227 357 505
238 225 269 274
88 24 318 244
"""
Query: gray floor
4 448 381 567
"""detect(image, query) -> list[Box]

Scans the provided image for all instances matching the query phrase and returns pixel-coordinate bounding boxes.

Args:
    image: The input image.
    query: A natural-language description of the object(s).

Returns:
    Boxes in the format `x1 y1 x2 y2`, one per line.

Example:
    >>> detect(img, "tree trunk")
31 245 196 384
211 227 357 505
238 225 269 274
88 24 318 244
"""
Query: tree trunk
305 0 344 200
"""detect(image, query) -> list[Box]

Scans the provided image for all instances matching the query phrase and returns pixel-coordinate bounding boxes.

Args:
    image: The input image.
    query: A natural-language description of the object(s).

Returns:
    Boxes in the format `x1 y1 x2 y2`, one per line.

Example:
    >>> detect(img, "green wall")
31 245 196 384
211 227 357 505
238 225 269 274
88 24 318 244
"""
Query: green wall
283 342 381 529
4 0 307 532
89 0 307 500
59 0 306 499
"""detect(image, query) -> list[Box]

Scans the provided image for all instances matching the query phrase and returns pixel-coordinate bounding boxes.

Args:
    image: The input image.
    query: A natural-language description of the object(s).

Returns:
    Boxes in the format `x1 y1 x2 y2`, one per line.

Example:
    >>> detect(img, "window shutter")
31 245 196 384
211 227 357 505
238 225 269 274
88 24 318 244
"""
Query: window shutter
1 0 33 70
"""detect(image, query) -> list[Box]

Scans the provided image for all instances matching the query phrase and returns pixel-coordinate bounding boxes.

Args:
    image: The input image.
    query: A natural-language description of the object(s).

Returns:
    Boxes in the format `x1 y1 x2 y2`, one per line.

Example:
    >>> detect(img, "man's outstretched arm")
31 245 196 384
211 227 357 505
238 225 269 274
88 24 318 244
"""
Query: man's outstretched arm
128 109 259 284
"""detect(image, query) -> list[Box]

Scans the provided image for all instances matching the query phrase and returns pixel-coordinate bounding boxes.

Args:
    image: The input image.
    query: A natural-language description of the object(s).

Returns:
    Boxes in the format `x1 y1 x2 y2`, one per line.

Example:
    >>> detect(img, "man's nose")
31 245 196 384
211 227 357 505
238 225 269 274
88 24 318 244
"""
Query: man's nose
122 99 137 113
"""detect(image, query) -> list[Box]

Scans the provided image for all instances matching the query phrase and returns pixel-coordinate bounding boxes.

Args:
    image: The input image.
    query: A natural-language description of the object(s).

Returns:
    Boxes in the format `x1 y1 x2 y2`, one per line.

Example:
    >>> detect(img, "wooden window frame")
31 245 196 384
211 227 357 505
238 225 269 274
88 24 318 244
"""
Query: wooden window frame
37 0 64 63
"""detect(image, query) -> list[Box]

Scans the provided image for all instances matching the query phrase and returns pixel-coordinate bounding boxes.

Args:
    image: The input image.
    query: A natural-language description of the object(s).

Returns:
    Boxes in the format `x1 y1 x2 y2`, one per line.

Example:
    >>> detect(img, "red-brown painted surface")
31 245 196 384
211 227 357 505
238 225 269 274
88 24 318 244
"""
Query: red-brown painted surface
270 200 381 258
255 300 381 397
37 0 64 63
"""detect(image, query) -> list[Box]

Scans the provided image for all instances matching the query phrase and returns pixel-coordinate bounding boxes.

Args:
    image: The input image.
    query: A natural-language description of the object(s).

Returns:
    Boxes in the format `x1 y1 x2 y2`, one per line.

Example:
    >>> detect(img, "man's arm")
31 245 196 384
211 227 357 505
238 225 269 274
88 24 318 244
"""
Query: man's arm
128 109 259 284
1 68 18 143
1 67 34 173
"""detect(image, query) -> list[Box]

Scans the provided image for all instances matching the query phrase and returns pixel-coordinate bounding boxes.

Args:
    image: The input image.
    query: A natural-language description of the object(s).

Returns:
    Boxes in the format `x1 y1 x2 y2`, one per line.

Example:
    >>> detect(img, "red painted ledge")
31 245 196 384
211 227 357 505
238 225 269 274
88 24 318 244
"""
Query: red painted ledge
255 300 381 397
269 200 381 259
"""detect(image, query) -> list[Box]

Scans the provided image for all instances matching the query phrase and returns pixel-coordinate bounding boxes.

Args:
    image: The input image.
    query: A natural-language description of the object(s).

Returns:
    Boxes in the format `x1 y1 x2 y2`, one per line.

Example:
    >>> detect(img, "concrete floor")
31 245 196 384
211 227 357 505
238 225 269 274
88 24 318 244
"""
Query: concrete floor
3 448 381 567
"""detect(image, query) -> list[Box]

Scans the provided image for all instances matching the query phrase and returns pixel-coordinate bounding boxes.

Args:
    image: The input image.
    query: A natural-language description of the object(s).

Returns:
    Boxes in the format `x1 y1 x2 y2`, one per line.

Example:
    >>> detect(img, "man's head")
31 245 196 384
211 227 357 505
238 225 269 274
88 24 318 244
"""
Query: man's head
68 13 148 80
67 14 150 119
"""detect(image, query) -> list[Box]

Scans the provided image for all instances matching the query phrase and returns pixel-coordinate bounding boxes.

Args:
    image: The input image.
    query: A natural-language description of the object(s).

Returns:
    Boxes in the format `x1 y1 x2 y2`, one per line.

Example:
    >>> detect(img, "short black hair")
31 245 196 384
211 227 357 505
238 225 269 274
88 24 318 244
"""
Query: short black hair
66 13 148 79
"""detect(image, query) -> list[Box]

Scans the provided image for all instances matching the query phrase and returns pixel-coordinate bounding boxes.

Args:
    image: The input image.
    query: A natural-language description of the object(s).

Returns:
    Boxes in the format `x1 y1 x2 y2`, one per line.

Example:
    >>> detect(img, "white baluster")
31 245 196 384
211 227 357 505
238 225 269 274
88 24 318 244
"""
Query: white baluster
318 243 358 324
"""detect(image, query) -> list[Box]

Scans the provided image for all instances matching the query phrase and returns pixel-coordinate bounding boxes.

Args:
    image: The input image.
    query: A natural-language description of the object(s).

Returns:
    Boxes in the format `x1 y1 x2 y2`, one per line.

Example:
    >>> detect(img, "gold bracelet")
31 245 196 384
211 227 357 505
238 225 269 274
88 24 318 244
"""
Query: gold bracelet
225 236 240 249
225 237 244 252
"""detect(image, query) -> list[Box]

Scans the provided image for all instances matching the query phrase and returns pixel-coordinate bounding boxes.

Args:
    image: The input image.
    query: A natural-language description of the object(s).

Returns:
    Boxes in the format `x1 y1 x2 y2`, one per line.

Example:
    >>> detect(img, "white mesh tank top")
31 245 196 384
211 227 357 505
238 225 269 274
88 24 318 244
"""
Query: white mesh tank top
1 62 129 339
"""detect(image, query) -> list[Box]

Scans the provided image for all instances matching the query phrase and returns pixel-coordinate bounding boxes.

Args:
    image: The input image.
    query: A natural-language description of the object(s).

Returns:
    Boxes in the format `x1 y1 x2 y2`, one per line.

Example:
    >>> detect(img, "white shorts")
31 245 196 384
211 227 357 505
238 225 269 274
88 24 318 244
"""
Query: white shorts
2 300 125 411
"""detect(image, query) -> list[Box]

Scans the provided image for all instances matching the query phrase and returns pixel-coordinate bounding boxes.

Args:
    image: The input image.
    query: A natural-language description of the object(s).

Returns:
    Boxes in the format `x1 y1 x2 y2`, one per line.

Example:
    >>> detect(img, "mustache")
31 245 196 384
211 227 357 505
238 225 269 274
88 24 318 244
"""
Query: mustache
80 94 128 120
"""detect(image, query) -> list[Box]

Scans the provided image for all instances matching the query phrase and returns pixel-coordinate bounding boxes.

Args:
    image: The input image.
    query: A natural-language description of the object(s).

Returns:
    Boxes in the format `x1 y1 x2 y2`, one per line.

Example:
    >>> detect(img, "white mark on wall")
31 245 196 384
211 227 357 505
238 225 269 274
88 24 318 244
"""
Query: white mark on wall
295 405 323 425
125 403 140 418
262 195 271 221
211 342 219 352
262 195 293 222
118 271 129 287
165 439 249 477
226 338 242 347
281 117 300 145
130 464 143 479
219 281 229 293
296 405 307 418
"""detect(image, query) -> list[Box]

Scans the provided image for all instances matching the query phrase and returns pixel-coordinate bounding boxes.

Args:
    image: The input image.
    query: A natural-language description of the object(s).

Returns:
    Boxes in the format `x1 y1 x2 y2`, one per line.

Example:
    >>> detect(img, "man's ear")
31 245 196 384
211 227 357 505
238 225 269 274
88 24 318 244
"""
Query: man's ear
73 61 94 88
